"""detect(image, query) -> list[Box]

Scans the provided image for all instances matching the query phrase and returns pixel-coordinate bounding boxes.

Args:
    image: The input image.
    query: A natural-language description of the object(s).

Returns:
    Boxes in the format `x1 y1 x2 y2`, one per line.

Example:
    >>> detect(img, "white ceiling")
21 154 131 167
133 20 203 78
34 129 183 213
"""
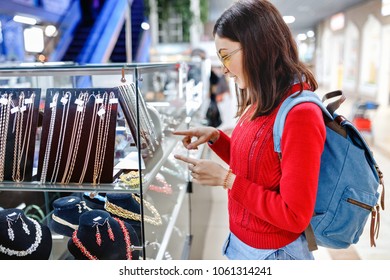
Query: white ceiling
209 0 370 34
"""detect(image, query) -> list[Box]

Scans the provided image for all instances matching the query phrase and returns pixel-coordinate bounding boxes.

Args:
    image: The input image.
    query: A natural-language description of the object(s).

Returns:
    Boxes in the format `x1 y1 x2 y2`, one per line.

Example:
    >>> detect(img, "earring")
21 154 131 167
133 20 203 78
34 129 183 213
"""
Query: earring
107 220 115 241
20 216 30 235
95 224 102 246
76 201 90 213
76 203 82 213
80 201 89 210
7 219 14 241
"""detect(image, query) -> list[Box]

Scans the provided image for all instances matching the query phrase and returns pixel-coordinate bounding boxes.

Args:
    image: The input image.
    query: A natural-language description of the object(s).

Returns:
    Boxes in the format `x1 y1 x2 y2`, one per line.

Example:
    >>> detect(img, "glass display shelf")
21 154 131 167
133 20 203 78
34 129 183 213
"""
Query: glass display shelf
0 62 203 260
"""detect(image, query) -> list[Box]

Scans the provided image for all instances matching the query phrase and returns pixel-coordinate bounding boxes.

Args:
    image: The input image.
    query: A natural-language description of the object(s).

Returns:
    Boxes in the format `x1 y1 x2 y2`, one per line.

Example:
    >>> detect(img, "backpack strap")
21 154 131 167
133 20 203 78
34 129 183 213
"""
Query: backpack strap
321 90 345 115
304 224 318 251
273 90 332 154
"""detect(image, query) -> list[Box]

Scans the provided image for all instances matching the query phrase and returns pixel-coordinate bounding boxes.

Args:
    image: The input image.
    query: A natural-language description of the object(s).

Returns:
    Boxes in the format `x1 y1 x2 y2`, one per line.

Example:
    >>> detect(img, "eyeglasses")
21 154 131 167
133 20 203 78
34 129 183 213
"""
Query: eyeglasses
217 47 242 69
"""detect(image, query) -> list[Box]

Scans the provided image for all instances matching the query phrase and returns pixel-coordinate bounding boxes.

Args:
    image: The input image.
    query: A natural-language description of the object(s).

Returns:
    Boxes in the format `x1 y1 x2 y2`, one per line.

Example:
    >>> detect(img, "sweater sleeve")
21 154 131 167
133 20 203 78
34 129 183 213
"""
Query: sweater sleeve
208 129 231 164
229 103 326 233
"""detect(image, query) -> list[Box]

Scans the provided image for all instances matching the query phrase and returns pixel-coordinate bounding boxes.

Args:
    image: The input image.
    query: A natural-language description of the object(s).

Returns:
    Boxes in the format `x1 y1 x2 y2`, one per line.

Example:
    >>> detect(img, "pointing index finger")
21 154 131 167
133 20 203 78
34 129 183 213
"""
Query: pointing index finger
174 154 198 165
172 130 192 136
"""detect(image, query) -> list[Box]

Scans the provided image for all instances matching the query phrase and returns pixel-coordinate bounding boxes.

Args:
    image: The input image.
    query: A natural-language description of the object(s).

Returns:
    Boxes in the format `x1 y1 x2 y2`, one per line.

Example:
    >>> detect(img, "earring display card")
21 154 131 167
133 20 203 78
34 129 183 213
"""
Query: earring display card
37 88 119 184
0 88 41 182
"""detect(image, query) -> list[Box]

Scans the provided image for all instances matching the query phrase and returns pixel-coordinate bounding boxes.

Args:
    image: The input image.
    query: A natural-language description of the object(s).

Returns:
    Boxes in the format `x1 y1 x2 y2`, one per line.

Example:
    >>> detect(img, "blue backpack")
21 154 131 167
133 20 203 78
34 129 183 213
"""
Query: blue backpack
273 90 385 250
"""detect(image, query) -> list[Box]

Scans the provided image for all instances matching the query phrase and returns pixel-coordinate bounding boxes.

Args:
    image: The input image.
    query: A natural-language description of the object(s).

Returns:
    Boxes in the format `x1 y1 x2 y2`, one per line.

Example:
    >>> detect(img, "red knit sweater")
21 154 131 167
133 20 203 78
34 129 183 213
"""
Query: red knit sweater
210 87 326 249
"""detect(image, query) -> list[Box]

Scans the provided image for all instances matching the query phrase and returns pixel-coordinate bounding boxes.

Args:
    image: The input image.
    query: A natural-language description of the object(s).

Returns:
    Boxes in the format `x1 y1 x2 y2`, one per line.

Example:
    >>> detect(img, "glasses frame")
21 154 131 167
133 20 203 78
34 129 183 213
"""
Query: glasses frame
217 47 242 68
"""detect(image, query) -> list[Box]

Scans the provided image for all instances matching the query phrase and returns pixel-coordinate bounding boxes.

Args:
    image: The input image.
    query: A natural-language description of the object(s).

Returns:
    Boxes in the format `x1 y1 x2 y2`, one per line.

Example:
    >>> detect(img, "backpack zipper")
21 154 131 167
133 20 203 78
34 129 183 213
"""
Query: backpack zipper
347 198 374 211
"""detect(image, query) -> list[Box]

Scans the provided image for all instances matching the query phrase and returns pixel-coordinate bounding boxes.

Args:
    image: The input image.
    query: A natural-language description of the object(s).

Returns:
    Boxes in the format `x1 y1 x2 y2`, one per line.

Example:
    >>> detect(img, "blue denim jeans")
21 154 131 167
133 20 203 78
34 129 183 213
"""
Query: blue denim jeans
222 232 314 260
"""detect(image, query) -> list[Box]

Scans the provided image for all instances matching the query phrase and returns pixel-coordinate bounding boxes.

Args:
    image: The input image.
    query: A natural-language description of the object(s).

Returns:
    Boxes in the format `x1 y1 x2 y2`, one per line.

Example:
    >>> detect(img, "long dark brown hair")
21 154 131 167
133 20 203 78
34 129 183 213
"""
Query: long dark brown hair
213 0 318 119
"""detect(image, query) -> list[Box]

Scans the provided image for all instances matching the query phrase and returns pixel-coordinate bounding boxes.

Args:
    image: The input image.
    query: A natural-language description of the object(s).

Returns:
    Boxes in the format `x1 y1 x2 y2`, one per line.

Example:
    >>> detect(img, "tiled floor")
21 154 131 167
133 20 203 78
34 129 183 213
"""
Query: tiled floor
201 90 390 260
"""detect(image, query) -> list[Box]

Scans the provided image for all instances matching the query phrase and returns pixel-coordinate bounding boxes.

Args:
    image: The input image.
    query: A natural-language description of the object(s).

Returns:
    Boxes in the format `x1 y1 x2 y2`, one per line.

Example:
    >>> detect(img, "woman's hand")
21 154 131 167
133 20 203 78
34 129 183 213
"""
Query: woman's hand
174 154 227 186
173 127 220 150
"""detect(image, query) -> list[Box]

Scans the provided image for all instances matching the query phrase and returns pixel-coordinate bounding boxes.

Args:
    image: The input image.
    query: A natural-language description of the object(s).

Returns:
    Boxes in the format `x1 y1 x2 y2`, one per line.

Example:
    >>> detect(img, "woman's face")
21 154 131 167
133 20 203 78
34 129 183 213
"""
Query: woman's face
215 35 246 89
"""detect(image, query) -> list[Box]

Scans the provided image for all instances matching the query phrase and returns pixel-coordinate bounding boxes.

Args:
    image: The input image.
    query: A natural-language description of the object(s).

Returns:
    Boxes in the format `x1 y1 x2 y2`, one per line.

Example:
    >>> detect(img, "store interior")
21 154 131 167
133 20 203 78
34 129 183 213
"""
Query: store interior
0 0 390 260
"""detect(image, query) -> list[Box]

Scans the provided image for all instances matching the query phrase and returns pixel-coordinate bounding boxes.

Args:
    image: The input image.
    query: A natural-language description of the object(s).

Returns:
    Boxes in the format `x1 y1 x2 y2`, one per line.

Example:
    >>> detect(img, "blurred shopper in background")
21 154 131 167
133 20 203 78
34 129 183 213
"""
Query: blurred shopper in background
205 69 222 128
174 0 325 260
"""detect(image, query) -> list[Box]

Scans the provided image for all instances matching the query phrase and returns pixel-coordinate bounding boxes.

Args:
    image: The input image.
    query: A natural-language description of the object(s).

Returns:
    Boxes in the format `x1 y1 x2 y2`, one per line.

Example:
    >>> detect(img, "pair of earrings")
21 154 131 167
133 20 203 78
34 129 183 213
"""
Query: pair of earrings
76 201 90 213
93 218 115 246
6 213 30 241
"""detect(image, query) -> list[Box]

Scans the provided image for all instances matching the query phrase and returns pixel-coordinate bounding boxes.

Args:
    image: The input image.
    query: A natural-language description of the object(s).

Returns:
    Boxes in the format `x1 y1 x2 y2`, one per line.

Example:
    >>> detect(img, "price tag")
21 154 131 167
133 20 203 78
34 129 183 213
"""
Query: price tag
11 107 19 114
97 108 106 116
61 97 68 105
74 98 84 106
0 97 9 105
109 98 118 104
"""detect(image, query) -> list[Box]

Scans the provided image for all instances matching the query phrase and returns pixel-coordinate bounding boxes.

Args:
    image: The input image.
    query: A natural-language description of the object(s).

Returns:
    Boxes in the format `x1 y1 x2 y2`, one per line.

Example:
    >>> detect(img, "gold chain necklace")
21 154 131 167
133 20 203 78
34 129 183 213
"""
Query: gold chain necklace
0 94 12 181
19 92 35 182
12 92 24 182
79 93 99 184
104 194 162 226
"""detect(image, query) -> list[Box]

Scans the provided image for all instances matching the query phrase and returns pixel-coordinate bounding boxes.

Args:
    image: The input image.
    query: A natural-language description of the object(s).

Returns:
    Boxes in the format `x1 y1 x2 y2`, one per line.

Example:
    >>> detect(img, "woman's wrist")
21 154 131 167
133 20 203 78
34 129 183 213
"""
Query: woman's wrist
208 130 220 145
223 169 235 190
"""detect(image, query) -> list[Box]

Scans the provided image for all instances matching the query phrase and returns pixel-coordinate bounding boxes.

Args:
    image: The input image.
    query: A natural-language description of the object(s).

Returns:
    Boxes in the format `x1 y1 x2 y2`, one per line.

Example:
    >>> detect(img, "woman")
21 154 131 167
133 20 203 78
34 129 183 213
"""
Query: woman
174 0 325 260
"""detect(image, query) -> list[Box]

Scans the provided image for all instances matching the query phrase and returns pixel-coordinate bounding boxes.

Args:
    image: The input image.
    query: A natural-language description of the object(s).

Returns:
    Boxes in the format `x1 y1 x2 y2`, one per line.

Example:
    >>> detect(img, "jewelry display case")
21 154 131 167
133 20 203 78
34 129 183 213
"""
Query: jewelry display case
0 62 206 260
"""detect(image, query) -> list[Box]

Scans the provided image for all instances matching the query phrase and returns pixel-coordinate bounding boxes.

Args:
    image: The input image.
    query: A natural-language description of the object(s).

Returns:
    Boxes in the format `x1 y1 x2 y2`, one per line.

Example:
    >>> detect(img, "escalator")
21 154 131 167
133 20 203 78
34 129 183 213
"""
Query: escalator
60 0 146 64
110 0 145 62
61 25 93 62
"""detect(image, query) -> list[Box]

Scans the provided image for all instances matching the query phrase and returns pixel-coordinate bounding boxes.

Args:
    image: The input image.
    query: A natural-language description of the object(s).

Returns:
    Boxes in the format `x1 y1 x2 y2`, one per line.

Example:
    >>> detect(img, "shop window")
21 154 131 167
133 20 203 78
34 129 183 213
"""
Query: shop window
319 29 332 87
158 14 183 43
344 23 359 87
360 15 381 89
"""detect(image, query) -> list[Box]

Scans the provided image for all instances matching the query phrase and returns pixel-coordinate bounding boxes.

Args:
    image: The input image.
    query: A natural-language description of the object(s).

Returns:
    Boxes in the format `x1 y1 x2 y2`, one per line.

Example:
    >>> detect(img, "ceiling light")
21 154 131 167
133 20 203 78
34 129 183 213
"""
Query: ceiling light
141 22 150 30
306 30 315 38
24 27 44 53
297 33 307 41
13 15 37 25
45 25 57 37
283 16 296 24
330 13 345 31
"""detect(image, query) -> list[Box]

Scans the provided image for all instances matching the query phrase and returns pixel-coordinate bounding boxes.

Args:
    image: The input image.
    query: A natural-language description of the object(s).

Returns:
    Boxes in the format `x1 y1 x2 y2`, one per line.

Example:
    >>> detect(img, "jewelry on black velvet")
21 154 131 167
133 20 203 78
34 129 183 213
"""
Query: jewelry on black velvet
93 92 115 184
104 193 162 226
119 170 143 188
19 92 35 182
97 92 114 183
12 92 24 182
51 92 70 183
61 92 88 184
93 217 115 246
79 93 99 184
0 93 12 182
71 217 132 260
40 92 59 183
51 213 78 230
6 212 32 240
76 201 91 213
7 216 15 241
0 216 42 257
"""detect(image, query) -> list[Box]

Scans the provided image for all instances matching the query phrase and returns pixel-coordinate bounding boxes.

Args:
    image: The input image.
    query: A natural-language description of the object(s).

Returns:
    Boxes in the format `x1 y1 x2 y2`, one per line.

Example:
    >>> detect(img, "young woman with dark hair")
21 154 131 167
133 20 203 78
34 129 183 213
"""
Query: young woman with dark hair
174 0 325 260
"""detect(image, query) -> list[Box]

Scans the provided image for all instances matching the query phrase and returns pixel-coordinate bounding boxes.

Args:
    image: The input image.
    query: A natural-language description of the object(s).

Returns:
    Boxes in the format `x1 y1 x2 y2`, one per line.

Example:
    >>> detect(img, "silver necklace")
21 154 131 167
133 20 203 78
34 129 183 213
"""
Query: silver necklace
0 217 43 257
